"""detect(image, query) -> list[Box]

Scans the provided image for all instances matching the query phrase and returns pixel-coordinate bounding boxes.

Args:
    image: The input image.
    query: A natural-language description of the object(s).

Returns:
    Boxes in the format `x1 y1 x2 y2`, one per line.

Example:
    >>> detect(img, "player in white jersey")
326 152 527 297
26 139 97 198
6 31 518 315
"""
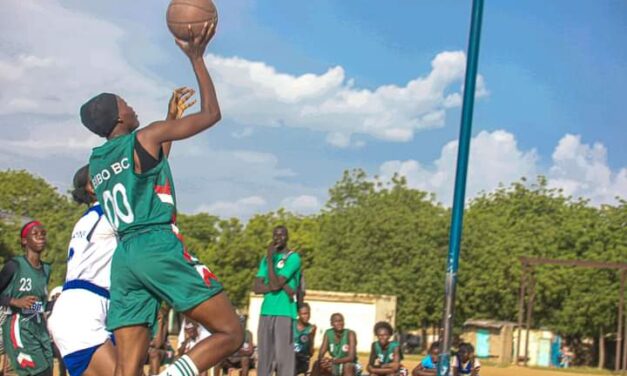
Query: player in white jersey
48 165 117 376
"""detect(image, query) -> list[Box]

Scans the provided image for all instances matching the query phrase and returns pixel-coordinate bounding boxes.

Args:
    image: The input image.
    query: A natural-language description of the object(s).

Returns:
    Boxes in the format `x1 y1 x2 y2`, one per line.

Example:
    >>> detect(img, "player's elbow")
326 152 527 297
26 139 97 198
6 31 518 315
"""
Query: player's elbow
200 109 221 129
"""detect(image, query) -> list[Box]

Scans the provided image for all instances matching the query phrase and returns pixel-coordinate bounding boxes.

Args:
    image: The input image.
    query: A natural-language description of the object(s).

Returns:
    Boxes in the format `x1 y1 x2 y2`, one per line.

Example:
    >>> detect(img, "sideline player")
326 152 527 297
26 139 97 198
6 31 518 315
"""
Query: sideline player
294 303 316 375
0 222 53 376
79 22 242 376
312 313 360 376
367 322 406 376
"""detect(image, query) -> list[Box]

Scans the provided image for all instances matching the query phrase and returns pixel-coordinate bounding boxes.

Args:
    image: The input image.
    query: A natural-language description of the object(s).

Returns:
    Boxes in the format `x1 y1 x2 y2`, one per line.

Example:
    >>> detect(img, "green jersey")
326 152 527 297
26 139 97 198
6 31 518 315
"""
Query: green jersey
373 341 400 365
294 323 314 355
5 256 51 320
326 328 354 360
89 133 176 236
256 251 301 318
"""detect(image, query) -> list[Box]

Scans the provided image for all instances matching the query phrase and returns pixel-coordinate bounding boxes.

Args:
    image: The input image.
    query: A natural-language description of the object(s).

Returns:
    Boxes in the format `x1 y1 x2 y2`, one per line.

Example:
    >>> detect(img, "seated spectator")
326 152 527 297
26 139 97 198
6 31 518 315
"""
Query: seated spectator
215 313 254 376
411 342 439 376
452 343 480 376
294 303 317 375
177 318 212 376
312 313 360 376
559 344 574 368
367 321 407 376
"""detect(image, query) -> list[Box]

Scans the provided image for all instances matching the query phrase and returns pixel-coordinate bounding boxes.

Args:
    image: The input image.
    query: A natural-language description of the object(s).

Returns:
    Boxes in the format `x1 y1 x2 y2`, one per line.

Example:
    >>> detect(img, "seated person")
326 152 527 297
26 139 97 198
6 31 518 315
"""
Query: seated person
215 313 254 376
412 342 439 376
452 343 480 376
295 303 317 375
177 318 212 376
312 313 361 376
367 321 407 376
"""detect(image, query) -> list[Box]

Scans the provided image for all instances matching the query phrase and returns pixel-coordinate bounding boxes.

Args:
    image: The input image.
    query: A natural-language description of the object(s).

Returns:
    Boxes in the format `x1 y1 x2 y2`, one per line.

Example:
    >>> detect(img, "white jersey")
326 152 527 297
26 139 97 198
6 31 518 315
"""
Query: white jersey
65 203 116 289
48 202 117 358
178 318 211 353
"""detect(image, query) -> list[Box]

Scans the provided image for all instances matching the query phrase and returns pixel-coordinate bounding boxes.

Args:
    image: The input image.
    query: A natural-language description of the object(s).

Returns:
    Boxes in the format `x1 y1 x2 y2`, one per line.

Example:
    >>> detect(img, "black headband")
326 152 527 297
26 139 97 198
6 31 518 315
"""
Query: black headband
80 93 119 137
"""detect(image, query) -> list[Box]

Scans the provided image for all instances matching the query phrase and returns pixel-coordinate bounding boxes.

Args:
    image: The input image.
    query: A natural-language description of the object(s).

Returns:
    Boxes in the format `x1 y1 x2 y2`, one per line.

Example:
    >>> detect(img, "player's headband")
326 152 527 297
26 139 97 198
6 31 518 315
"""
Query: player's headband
21 221 43 239
80 93 119 137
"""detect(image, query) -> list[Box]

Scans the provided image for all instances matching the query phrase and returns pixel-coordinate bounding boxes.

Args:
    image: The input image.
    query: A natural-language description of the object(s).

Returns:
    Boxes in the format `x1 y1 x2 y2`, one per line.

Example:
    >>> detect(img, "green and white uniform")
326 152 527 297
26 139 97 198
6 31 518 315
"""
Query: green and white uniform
89 132 223 332
255 251 301 376
294 323 314 374
373 341 400 365
372 341 407 376
294 323 314 355
1 256 53 376
325 329 360 376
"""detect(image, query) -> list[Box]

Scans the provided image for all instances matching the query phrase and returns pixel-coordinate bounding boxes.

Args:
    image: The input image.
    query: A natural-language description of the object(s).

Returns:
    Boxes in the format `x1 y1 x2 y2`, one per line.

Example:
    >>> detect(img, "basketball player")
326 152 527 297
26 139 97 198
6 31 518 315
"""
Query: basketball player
79 22 242 376
294 303 316 376
451 343 480 376
0 222 53 376
49 88 195 376
312 313 360 376
367 322 406 376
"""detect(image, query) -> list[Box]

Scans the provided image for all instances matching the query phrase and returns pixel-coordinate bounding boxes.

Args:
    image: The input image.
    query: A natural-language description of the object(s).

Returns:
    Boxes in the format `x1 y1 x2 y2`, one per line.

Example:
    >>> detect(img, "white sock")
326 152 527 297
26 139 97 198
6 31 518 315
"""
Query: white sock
159 355 199 376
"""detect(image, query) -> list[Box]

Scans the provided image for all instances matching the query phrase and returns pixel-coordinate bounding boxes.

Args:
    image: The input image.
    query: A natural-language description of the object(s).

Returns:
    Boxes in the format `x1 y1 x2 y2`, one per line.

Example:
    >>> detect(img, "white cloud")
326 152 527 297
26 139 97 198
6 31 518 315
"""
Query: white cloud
206 51 488 147
197 195 267 219
0 0 170 152
280 195 322 215
378 131 626 206
548 134 627 204
379 130 538 204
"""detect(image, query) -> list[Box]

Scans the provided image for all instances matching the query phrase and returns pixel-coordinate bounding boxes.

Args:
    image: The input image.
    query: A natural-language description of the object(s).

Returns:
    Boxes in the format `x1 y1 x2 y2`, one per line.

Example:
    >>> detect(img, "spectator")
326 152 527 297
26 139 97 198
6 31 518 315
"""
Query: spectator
312 313 360 376
411 342 439 376
252 226 302 376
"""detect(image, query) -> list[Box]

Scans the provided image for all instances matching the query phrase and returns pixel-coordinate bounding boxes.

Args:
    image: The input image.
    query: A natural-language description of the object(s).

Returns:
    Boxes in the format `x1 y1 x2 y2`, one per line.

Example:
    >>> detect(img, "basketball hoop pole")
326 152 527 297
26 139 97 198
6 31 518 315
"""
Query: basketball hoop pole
437 1 484 375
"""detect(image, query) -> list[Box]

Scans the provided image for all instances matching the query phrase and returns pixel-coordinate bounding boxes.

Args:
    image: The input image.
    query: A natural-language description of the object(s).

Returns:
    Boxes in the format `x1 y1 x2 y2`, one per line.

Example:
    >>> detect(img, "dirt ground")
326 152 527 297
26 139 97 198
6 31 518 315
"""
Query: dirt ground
42 340 614 376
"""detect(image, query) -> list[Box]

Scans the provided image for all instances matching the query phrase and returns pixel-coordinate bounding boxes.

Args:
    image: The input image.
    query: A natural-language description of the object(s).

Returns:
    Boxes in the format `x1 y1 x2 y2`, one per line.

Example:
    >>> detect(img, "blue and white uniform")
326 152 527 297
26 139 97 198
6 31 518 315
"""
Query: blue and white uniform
48 203 117 376
451 355 481 375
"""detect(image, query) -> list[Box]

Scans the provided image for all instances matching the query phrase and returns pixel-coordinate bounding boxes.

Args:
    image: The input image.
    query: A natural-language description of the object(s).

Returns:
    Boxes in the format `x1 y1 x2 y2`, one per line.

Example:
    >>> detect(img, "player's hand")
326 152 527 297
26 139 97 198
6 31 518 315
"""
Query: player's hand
11 296 38 309
267 241 278 254
167 87 197 119
175 22 216 60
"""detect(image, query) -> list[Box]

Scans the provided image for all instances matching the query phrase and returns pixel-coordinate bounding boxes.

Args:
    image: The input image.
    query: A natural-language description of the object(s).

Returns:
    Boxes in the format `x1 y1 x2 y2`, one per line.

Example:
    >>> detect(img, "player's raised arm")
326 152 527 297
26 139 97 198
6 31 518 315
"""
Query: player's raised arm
138 22 220 157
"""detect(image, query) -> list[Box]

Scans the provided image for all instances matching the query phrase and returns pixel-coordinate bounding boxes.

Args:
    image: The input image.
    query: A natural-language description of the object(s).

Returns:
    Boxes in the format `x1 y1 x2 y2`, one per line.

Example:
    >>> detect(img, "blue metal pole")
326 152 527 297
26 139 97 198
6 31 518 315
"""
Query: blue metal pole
437 0 485 375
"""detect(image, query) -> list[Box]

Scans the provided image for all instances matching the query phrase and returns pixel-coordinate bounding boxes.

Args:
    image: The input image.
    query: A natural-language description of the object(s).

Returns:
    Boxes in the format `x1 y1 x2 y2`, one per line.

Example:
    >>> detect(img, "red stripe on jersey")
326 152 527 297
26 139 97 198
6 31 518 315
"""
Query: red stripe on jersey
154 179 172 195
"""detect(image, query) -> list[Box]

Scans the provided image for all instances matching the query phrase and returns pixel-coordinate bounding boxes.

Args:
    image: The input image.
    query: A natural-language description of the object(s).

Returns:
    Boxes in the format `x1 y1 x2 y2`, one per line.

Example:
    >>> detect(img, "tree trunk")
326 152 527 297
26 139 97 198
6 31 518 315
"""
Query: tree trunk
598 329 605 369
421 322 428 352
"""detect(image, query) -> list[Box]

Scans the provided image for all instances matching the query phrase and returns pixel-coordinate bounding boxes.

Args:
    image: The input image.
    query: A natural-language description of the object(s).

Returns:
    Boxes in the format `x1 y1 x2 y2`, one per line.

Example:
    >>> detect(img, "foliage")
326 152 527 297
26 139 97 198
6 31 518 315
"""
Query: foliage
1 168 625 355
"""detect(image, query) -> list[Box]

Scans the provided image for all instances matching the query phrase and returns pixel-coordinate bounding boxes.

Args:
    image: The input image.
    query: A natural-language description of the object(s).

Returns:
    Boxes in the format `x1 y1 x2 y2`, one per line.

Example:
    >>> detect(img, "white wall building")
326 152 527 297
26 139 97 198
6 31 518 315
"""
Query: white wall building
247 289 397 353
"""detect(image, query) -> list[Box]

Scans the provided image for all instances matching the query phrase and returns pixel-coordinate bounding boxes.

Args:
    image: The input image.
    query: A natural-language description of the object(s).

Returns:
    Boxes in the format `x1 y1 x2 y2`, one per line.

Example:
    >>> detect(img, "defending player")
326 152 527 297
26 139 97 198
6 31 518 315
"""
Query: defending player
48 164 117 376
79 22 242 376
0 222 53 376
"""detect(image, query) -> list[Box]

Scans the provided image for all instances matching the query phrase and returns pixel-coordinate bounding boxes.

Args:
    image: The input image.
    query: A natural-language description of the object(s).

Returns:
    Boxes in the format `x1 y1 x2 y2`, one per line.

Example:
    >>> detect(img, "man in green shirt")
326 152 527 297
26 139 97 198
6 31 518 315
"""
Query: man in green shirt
252 226 302 376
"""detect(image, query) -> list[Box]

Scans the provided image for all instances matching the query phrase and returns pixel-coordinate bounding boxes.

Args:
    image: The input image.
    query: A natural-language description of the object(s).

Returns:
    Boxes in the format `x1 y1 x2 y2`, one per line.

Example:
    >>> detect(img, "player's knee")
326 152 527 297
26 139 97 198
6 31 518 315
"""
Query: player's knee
228 323 245 353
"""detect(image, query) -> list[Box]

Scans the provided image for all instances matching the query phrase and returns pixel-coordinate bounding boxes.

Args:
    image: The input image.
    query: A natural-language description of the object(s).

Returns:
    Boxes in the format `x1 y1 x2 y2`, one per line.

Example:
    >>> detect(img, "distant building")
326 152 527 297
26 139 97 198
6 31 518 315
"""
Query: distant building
461 319 560 367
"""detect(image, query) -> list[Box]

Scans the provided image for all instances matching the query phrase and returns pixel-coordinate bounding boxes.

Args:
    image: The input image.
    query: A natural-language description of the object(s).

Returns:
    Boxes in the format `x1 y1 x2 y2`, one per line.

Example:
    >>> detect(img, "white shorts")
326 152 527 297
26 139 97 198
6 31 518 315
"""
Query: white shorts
48 288 110 357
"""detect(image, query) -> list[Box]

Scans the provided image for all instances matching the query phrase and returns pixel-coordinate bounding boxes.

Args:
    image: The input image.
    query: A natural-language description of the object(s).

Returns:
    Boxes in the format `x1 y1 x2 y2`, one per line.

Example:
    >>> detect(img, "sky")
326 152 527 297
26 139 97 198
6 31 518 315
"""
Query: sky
0 0 625 219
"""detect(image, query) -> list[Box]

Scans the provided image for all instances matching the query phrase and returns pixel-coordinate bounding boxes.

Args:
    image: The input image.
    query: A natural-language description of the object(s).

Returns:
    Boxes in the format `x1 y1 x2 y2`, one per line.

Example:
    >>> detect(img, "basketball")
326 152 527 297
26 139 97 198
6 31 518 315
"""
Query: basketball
166 0 218 41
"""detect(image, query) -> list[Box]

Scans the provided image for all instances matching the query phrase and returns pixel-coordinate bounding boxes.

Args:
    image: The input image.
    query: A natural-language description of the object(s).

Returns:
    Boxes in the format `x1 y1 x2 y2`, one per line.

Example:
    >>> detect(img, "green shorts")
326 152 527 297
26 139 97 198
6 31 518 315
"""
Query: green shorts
107 226 223 332
2 314 53 376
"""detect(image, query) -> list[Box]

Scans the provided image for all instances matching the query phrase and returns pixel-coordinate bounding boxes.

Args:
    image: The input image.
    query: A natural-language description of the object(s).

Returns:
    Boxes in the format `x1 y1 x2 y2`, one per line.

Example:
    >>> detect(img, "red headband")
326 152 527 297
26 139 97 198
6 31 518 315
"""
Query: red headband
21 221 43 239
